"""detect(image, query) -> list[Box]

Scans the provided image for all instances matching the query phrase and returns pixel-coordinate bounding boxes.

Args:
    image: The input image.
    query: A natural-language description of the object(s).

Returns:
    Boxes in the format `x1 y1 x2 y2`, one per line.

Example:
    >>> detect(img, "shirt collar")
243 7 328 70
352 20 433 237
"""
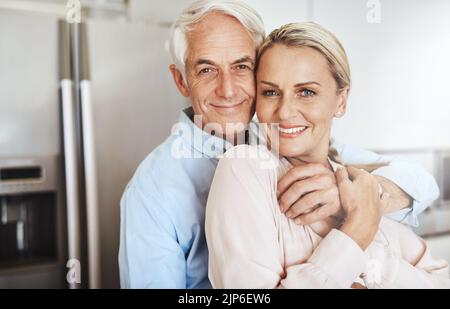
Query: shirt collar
178 107 235 159
280 156 342 174
329 159 342 172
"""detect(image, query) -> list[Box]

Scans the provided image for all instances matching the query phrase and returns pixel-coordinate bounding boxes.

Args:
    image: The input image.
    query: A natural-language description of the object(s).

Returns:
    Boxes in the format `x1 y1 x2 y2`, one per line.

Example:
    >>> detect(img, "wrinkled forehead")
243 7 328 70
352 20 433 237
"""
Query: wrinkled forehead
185 13 257 67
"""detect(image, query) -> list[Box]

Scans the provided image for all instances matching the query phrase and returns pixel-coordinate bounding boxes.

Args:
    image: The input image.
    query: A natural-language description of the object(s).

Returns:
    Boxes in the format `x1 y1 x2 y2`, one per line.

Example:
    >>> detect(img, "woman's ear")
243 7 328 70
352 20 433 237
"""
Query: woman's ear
169 64 190 97
335 86 350 118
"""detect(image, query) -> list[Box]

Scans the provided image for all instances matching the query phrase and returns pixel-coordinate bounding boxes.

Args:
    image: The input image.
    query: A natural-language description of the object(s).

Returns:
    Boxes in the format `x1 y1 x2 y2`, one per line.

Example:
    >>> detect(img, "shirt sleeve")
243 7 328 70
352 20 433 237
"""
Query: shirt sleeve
119 184 186 288
332 139 440 226
205 146 367 289
363 219 450 289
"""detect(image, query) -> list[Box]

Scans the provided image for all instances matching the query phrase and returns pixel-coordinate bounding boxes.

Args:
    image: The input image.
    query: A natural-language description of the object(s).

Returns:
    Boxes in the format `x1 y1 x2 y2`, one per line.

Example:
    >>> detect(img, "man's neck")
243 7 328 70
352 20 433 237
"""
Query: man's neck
190 114 248 146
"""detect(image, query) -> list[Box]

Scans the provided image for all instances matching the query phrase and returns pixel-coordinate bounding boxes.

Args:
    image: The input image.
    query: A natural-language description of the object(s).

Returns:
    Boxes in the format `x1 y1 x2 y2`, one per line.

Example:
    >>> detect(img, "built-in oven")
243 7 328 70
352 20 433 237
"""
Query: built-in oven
0 156 66 288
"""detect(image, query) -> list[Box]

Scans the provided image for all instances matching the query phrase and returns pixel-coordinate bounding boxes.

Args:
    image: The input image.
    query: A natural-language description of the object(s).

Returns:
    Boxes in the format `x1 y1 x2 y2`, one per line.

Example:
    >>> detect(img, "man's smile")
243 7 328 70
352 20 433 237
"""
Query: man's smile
210 100 245 115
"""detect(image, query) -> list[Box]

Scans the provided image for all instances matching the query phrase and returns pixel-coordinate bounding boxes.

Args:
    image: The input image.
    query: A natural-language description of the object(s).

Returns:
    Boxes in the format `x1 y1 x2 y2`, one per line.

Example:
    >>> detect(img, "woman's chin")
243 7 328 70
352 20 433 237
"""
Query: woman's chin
278 145 308 158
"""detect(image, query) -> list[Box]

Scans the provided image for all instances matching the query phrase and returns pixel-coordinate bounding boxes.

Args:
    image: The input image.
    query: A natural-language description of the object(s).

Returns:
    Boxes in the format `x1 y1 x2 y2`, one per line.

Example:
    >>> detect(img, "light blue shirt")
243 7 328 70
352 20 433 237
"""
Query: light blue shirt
119 107 440 289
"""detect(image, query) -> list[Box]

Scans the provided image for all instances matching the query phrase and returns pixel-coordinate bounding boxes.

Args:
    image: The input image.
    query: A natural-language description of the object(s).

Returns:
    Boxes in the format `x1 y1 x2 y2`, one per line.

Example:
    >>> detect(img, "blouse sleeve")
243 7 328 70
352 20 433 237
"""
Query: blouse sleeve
368 219 450 289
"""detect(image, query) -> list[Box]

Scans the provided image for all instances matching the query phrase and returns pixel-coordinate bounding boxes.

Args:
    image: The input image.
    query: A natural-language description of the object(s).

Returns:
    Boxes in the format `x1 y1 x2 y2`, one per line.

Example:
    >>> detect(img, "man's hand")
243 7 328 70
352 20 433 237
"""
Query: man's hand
373 175 413 213
277 163 342 225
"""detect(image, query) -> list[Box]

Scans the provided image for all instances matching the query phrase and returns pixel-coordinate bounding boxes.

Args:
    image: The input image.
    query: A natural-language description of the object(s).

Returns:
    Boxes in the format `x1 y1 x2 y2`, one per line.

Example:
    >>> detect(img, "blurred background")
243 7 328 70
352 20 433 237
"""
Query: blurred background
0 0 449 289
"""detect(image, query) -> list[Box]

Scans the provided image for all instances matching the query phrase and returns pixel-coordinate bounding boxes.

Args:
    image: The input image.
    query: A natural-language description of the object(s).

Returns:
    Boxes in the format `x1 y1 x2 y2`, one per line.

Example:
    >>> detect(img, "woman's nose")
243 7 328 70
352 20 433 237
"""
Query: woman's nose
277 97 299 121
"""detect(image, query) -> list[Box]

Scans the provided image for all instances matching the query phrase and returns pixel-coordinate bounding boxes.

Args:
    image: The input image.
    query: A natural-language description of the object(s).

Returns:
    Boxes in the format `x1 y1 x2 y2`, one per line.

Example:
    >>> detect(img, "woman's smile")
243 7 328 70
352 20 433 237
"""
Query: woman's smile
278 124 309 139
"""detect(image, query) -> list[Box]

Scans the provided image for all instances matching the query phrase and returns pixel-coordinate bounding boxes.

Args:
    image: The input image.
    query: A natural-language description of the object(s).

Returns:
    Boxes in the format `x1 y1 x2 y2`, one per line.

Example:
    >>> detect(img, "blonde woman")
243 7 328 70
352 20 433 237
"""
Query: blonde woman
205 22 450 289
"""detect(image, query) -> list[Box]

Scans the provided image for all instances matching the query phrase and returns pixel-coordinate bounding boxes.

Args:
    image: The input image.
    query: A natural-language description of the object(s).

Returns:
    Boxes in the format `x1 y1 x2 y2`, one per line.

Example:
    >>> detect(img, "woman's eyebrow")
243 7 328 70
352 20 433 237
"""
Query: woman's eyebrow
260 81 279 88
260 81 322 88
294 81 322 87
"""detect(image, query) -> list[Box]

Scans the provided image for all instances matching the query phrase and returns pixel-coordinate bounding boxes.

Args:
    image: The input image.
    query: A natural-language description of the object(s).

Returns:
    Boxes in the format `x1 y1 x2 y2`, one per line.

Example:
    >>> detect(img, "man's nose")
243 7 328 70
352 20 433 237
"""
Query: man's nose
216 71 237 100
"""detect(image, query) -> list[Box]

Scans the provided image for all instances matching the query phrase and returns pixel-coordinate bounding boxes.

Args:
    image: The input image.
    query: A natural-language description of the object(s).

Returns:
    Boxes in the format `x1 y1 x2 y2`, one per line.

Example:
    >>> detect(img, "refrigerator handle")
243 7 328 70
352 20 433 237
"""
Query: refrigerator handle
80 80 101 289
80 23 101 289
59 20 81 289
61 79 82 288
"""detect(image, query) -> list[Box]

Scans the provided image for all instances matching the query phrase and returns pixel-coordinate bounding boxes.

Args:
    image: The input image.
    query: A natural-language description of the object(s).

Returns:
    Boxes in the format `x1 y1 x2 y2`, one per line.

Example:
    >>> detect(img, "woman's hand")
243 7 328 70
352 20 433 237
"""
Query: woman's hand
335 167 383 250
277 163 342 224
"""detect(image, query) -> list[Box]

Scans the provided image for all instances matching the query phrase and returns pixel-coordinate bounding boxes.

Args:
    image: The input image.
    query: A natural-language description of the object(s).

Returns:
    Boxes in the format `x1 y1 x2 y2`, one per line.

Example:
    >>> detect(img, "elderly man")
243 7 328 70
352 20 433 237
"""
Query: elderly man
118 0 439 288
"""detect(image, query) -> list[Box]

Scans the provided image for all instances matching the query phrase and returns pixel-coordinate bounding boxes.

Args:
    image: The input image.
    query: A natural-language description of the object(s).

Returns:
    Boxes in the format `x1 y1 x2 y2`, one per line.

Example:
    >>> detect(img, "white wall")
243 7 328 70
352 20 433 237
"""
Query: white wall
128 0 194 24
128 0 310 29
311 0 450 151
244 0 310 32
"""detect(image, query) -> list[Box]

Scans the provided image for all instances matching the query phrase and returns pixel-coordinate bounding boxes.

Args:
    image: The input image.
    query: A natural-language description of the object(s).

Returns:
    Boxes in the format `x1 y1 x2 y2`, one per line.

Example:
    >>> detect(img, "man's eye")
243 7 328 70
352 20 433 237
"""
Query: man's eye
199 68 215 75
299 89 316 97
263 90 279 97
236 64 251 70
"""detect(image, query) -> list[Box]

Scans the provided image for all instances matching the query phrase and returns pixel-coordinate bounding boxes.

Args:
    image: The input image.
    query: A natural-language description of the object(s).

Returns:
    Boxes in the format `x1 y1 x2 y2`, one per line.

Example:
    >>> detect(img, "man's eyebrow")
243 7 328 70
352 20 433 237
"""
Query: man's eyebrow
194 59 216 66
194 57 255 67
232 56 255 66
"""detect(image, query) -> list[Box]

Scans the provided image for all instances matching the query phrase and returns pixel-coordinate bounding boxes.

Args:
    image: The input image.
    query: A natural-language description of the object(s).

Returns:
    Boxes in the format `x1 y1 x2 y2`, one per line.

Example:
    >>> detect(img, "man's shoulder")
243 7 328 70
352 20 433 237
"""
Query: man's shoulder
123 134 214 210
128 135 187 189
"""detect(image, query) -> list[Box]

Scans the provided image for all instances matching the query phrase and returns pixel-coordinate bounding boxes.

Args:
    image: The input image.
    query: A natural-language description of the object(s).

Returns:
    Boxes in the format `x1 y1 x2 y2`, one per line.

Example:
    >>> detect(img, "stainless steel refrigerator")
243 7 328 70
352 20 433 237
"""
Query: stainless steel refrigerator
0 9 185 288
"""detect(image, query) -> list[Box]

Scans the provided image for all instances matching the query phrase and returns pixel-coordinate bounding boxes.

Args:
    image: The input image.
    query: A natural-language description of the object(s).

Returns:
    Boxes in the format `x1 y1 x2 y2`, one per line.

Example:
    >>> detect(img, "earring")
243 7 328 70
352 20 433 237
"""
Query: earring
335 111 342 117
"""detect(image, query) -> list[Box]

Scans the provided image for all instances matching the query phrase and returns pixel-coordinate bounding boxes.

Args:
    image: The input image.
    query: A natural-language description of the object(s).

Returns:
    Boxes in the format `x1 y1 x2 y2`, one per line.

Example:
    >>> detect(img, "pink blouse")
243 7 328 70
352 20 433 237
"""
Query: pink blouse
205 145 450 289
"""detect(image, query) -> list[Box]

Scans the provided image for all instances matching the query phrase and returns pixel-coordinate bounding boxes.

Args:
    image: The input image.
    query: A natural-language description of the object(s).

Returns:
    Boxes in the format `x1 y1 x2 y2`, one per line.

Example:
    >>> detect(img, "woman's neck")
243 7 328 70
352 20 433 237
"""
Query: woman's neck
286 143 332 170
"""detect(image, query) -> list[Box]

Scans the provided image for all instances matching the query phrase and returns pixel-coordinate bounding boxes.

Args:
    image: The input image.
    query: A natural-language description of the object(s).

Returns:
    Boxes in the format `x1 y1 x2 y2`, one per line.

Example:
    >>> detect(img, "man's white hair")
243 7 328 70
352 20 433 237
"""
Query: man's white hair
168 0 265 78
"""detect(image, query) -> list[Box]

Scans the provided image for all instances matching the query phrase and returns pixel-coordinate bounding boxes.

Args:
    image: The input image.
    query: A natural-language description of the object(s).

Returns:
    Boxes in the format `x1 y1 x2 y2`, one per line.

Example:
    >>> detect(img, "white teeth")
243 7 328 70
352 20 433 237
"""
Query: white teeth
279 127 307 134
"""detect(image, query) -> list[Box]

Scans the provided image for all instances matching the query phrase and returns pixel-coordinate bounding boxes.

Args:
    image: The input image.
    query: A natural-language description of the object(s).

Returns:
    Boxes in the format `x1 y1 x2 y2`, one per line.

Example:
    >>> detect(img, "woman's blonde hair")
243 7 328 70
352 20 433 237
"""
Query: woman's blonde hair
258 22 351 91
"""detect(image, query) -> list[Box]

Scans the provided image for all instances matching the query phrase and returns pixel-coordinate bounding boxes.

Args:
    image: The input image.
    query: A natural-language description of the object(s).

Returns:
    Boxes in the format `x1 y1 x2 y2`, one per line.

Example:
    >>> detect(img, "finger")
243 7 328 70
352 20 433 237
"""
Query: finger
285 188 336 219
277 164 329 198
335 167 351 188
278 175 334 213
346 166 369 181
294 201 341 225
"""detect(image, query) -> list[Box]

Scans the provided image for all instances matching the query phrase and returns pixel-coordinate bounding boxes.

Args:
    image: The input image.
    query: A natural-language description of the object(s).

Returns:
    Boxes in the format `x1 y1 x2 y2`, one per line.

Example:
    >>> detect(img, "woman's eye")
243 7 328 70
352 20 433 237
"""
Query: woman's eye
299 89 316 97
263 90 279 97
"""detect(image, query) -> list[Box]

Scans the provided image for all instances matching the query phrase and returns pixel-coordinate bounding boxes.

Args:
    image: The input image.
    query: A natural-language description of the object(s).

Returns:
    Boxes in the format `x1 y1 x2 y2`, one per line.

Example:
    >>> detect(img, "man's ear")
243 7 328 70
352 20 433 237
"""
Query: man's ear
335 86 350 118
169 64 190 98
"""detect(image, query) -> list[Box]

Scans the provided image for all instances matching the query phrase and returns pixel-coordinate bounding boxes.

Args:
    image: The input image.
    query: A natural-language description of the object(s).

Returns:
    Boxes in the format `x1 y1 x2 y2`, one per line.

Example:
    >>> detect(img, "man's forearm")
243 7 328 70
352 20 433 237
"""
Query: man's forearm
374 175 413 214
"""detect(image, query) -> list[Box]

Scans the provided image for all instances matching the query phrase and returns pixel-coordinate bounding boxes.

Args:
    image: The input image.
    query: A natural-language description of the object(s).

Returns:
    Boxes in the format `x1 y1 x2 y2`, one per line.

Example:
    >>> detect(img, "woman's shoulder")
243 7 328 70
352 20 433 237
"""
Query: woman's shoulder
222 144 275 158
220 144 280 171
